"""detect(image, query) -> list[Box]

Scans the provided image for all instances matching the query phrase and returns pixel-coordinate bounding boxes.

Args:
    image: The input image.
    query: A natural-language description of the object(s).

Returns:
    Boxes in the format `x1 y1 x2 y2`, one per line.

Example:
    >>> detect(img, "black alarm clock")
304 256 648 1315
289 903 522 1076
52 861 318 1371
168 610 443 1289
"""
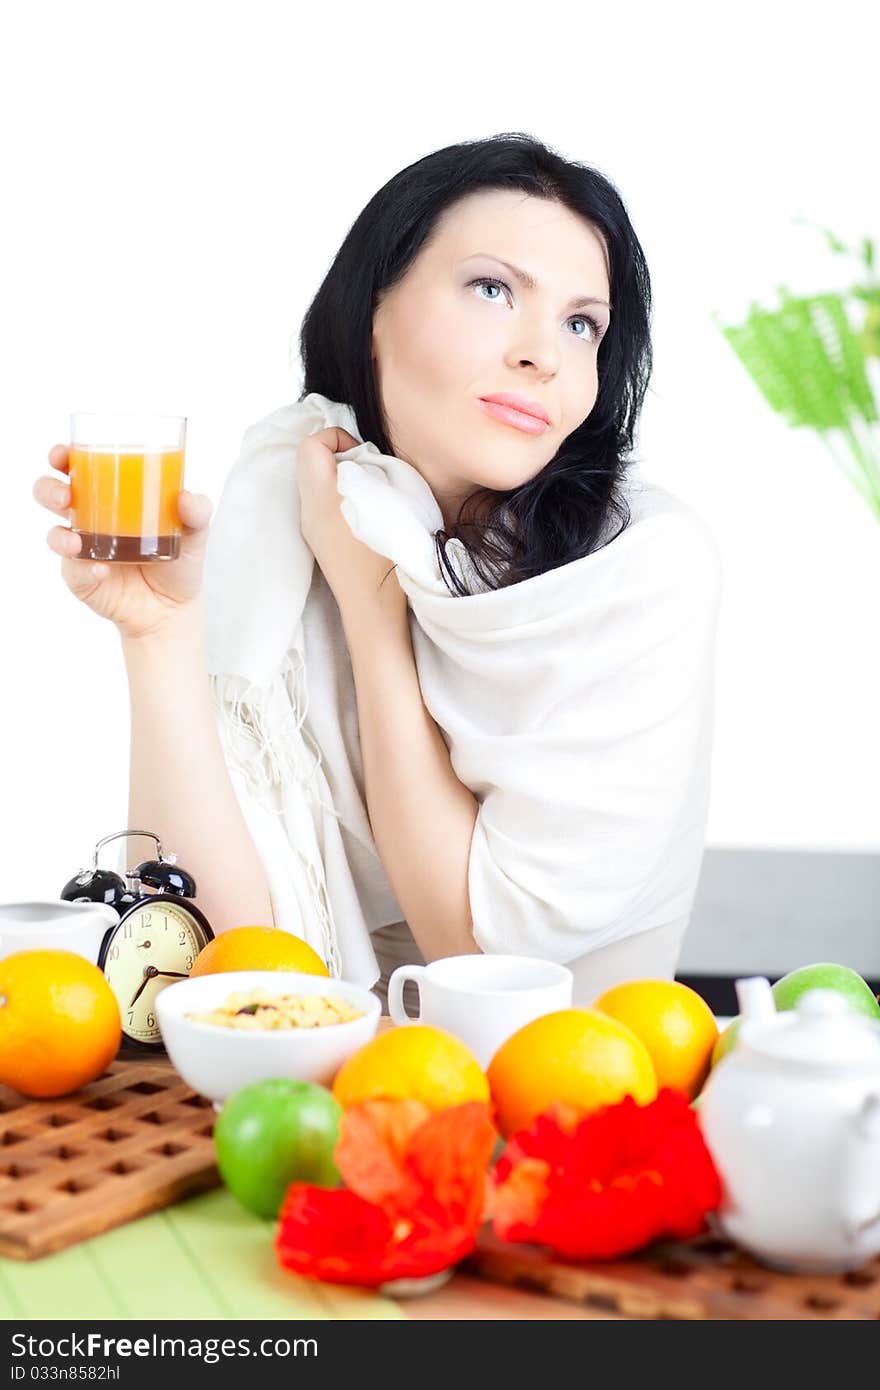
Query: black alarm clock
61 829 214 1051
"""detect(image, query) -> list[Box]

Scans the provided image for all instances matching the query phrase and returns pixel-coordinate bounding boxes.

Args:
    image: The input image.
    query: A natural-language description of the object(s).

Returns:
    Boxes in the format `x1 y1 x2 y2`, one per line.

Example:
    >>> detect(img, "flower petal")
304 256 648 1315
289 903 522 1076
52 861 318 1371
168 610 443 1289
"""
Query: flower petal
487 1157 550 1236
335 1098 430 1212
275 1184 393 1286
275 1182 481 1287
490 1088 721 1260
405 1102 497 1231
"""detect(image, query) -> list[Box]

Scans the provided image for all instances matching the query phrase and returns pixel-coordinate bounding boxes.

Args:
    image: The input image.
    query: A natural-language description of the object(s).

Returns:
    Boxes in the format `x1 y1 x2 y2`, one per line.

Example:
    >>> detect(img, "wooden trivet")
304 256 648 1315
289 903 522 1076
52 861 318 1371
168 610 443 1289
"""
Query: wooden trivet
463 1228 880 1320
0 1057 220 1260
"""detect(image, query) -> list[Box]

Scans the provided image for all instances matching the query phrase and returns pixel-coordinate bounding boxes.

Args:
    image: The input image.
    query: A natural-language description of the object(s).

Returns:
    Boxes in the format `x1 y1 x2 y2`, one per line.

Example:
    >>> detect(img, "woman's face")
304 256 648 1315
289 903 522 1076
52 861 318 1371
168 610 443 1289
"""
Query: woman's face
371 189 612 528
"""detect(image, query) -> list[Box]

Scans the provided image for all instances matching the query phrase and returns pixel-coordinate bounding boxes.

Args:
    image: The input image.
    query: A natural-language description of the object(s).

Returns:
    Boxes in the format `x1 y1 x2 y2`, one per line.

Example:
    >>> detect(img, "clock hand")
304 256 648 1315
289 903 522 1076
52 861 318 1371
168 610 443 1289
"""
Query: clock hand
155 971 190 980
128 965 159 1009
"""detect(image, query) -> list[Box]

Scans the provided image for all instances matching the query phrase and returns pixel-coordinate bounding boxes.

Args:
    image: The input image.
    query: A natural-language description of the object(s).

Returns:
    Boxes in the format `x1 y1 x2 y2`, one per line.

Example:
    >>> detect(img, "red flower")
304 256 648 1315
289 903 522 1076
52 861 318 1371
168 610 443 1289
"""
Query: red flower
488 1088 721 1261
275 1098 497 1286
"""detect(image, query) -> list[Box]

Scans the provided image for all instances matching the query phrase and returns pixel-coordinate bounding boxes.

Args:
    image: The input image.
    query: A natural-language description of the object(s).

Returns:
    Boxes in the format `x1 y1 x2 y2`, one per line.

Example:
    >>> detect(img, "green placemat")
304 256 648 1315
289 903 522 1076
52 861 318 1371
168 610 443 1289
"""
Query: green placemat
0 1187 403 1321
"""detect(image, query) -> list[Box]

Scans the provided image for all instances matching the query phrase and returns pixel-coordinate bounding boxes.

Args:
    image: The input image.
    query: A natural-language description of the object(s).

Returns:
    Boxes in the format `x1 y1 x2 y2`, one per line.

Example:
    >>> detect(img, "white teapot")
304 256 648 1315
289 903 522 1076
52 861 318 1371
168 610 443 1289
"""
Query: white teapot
699 976 880 1274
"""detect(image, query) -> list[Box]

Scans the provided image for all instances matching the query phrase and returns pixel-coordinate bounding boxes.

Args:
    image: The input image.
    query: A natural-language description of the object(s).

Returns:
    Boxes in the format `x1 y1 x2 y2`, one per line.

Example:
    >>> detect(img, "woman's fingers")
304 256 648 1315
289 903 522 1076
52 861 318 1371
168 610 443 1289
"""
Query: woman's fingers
175 491 213 557
177 490 212 531
35 445 72 518
33 475 71 516
46 524 81 558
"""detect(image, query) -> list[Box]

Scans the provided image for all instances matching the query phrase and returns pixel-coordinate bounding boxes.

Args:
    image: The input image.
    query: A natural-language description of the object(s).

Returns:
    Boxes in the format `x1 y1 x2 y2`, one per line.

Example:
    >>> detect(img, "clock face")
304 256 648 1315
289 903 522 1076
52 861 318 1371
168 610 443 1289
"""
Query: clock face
102 899 209 1044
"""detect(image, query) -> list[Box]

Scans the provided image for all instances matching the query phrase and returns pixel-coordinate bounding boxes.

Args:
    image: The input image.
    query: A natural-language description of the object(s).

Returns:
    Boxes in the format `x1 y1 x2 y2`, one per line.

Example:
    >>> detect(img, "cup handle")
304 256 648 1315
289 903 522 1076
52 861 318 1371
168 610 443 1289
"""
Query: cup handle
388 965 426 1025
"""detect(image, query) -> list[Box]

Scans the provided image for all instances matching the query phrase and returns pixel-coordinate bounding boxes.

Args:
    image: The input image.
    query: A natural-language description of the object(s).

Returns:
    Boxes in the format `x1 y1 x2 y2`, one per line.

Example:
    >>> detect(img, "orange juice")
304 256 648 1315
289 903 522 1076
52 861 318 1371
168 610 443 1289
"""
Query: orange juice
68 446 185 562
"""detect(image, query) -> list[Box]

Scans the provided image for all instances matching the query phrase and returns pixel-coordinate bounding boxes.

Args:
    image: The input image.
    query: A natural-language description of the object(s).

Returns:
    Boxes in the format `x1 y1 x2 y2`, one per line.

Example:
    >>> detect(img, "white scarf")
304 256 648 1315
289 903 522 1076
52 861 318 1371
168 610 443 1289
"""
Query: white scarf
202 392 722 988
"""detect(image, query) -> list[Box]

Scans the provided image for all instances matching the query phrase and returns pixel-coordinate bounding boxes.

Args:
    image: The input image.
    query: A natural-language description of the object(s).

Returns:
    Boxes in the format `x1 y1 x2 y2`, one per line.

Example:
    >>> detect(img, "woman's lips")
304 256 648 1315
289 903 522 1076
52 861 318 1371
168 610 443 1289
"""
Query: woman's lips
477 398 550 435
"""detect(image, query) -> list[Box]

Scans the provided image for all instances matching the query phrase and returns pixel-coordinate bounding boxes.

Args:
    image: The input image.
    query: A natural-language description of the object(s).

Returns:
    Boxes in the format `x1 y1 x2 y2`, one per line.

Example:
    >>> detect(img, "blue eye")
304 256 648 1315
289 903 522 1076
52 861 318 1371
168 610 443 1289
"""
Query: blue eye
471 277 506 302
467 276 605 343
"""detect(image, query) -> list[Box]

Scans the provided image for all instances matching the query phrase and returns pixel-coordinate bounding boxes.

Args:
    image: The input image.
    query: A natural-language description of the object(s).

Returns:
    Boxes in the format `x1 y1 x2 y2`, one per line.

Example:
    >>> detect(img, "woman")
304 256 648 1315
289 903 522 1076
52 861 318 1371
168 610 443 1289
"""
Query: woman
34 132 722 1009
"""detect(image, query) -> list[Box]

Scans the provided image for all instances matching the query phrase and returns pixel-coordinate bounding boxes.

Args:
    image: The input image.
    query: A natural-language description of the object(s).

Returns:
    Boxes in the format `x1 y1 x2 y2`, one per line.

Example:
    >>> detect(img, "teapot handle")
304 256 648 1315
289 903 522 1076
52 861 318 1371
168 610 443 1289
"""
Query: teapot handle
845 1208 880 1241
839 1094 880 1241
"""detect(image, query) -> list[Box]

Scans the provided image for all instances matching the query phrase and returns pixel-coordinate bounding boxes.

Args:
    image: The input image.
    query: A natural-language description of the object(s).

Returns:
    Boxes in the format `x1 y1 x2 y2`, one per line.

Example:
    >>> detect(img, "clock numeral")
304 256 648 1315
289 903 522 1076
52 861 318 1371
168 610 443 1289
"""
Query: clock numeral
185 955 193 970
123 921 132 939
178 929 186 945
143 911 152 926
127 1011 134 1025
146 1012 155 1029
109 944 119 960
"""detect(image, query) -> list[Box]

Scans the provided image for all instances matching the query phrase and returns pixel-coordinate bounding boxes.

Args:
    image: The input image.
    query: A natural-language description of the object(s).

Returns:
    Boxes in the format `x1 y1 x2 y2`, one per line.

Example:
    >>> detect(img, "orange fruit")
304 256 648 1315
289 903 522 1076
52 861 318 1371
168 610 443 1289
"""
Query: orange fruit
189 926 329 978
0 950 122 1099
332 1024 490 1111
487 1008 657 1137
593 979 719 1099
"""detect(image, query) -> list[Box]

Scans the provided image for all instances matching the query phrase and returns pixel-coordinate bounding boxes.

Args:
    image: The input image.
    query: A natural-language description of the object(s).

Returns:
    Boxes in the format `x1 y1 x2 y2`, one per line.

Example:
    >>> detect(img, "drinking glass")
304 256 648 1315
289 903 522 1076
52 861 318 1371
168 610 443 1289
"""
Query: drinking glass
68 412 187 562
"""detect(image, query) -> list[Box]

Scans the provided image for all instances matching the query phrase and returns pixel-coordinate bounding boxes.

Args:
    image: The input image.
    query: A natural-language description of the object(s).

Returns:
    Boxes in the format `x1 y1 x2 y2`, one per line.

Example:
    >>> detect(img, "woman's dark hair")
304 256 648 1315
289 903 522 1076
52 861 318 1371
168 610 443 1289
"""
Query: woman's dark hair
298 132 652 594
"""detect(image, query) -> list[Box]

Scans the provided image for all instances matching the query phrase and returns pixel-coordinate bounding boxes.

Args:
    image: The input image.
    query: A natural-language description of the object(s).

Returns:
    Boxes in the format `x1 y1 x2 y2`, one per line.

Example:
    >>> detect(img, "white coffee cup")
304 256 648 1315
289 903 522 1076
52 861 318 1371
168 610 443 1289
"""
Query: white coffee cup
387 954 574 1068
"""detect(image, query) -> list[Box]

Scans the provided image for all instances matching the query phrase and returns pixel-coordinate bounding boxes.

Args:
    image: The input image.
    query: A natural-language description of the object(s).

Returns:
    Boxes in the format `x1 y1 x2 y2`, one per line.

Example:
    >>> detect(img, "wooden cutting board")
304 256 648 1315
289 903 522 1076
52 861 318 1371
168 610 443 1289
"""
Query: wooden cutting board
0 1056 220 1260
1 1017 390 1262
463 1228 880 1320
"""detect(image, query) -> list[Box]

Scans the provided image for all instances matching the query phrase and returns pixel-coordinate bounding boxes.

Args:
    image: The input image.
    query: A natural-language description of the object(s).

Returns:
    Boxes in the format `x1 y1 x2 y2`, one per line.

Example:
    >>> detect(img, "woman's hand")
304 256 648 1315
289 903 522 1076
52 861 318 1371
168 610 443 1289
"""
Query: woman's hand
296 427 405 622
34 444 214 642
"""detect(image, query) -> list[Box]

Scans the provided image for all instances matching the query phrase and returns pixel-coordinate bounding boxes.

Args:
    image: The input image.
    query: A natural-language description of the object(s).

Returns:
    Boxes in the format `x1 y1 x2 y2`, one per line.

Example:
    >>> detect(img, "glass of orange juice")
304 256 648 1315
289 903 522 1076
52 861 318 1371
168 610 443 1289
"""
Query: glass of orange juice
68 412 187 562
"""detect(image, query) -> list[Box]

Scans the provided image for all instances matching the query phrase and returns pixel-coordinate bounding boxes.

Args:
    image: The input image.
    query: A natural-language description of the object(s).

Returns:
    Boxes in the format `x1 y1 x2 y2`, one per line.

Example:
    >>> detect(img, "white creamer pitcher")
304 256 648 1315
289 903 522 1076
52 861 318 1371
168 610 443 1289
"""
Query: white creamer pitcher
0 901 119 966
699 976 880 1274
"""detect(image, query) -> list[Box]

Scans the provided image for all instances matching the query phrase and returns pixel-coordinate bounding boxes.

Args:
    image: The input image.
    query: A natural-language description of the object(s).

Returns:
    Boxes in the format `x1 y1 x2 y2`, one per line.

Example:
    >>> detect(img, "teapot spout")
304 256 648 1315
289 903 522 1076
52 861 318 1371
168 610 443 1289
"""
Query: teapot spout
839 1095 880 1241
735 976 776 1023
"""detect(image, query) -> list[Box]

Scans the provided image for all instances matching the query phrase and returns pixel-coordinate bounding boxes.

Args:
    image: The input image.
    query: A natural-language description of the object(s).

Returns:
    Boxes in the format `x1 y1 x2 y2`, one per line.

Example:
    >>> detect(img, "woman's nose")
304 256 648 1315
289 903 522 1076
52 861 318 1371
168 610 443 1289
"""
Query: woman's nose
504 325 560 379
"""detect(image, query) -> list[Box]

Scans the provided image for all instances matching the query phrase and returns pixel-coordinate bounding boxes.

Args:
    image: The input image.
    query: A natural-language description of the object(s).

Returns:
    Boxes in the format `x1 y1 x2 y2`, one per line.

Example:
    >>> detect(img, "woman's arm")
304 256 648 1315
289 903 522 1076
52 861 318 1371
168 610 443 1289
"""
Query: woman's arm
295 425 481 963
339 581 481 963
121 599 275 934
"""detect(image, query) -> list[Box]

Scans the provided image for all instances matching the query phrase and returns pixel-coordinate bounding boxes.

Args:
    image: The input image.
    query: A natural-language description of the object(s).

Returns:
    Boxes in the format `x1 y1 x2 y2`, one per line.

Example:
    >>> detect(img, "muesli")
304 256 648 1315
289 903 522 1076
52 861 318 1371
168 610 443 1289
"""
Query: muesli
187 987 364 1031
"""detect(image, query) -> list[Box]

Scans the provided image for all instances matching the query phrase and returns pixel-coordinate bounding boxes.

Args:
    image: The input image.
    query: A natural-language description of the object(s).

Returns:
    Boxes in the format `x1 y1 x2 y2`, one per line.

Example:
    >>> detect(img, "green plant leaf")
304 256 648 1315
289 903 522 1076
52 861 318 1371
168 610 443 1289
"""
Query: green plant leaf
858 302 880 359
715 290 878 429
714 227 880 522
790 216 849 256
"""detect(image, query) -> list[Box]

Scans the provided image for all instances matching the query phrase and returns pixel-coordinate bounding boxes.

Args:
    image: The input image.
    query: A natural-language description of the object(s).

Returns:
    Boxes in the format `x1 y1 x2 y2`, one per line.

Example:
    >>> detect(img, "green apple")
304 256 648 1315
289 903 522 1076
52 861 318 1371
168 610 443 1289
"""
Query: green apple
214 1077 343 1220
711 962 880 1069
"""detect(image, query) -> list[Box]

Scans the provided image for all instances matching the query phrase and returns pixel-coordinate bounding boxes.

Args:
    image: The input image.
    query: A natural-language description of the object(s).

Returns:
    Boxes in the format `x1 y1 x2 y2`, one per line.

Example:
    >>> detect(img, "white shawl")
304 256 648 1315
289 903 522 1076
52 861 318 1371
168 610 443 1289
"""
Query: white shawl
202 392 723 989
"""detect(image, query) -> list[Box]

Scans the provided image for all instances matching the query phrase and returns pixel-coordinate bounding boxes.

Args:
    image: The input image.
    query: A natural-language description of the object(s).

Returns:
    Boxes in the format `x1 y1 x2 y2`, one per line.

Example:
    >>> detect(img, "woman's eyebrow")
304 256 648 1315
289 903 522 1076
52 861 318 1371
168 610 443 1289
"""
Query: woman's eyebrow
460 253 612 313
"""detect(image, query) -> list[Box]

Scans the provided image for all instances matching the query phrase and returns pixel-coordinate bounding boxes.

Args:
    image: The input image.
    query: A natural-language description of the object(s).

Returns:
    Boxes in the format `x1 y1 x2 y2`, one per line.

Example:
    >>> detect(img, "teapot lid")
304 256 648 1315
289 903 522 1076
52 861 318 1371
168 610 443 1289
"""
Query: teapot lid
741 988 880 1069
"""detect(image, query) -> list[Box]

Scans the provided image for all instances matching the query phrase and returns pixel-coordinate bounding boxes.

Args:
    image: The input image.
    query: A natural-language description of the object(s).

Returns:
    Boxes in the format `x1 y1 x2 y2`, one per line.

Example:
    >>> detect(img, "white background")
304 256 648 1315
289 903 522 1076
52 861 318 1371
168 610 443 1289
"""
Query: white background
2 0 878 900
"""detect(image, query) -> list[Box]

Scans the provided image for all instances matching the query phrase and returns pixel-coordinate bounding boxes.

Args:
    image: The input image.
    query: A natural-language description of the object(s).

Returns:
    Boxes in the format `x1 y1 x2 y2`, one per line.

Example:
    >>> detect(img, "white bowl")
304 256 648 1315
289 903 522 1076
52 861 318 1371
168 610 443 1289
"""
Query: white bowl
155 970 381 1105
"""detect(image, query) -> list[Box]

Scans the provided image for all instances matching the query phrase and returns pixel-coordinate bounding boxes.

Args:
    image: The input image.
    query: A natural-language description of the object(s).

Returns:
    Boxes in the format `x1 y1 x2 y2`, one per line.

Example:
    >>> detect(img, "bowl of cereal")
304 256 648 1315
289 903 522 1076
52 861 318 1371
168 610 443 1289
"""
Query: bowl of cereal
155 970 381 1104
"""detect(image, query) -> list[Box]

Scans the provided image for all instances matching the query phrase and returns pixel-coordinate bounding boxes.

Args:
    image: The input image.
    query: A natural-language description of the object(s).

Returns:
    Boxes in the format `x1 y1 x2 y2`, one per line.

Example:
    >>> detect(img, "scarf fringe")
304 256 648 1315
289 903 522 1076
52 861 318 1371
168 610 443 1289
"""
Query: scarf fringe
208 647 343 978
